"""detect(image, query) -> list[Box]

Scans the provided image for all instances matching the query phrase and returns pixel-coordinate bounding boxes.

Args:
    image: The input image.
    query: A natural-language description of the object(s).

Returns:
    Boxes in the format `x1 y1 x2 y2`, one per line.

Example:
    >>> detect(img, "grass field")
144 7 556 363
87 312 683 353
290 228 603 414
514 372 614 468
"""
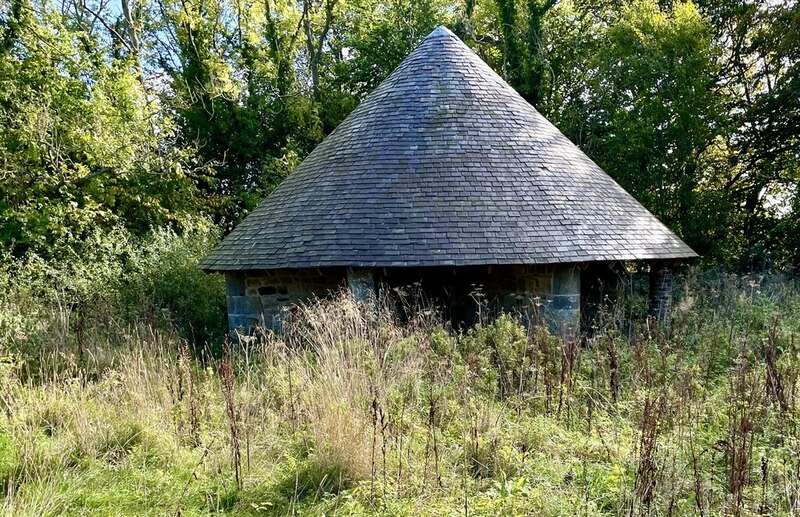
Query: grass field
1 254 799 514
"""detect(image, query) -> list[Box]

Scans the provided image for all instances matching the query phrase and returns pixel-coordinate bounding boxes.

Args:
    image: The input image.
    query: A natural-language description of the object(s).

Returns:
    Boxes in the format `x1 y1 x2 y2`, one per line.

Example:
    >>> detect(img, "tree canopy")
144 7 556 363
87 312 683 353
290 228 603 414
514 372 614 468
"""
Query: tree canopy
0 0 798 268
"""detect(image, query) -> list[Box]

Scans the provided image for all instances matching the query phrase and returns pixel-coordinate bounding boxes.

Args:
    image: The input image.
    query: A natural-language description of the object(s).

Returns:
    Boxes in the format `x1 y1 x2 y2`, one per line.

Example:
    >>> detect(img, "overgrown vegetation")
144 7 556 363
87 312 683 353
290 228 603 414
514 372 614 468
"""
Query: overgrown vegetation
1 0 799 512
1 240 799 515
0 228 227 375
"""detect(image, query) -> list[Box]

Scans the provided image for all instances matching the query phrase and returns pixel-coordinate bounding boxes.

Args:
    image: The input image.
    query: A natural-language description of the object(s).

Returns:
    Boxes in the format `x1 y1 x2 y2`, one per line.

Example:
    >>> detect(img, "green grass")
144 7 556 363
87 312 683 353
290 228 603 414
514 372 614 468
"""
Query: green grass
1 268 800 515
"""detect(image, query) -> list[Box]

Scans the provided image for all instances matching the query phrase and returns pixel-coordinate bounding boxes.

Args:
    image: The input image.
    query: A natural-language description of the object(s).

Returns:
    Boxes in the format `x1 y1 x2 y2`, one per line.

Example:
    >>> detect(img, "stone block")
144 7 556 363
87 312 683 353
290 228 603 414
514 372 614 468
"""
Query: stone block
552 267 580 295
226 273 246 297
550 294 579 311
347 268 376 302
228 314 252 330
649 267 673 321
549 308 580 334
227 295 262 315
524 273 553 297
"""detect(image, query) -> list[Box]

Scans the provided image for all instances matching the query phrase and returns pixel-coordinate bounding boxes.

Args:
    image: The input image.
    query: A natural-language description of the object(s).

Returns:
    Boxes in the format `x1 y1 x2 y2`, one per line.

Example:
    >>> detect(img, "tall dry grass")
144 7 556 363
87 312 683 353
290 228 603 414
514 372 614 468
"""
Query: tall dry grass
0 269 799 515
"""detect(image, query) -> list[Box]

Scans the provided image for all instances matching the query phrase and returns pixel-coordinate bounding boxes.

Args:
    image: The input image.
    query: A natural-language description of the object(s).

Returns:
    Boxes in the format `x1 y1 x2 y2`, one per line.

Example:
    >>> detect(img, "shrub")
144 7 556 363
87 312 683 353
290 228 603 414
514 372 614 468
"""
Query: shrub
0 226 226 362
119 229 227 348
461 314 530 399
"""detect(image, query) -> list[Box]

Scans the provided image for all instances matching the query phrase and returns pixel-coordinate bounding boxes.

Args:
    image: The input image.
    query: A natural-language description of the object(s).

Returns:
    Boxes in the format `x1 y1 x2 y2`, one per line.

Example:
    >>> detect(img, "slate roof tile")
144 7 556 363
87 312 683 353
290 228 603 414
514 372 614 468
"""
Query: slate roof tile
201 26 697 271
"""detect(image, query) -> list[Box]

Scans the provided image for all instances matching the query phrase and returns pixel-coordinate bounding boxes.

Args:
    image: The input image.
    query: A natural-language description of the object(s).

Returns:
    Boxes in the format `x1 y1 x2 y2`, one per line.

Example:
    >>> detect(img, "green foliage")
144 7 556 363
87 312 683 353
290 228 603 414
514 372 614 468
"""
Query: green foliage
332 0 453 99
0 0 798 267
1 271 799 514
460 314 530 398
0 227 226 360
0 0 208 258
119 229 227 347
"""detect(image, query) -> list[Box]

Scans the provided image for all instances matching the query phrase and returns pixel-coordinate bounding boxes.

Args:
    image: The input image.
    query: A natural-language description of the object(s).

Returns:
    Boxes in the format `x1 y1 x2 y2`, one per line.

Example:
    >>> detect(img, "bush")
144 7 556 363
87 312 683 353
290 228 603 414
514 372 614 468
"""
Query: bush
0 226 226 362
460 314 531 399
119 229 227 348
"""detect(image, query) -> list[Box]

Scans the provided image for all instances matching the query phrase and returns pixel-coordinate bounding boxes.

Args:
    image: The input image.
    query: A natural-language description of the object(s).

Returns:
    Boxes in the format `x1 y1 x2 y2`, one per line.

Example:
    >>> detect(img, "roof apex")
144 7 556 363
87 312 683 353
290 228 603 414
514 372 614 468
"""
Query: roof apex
425 25 457 40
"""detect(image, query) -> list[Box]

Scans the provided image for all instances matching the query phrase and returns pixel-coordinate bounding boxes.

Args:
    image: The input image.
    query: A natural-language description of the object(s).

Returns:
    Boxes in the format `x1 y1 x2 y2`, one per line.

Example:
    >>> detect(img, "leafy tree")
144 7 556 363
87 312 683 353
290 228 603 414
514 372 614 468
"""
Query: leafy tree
493 0 556 106
331 0 452 99
588 1 726 254
710 0 800 268
0 0 205 258
149 0 322 227
0 0 798 269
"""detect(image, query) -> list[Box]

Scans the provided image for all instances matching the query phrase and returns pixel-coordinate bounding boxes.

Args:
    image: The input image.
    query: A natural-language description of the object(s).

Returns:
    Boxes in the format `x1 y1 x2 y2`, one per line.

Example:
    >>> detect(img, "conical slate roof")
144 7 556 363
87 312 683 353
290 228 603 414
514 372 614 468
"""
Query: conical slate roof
201 26 696 271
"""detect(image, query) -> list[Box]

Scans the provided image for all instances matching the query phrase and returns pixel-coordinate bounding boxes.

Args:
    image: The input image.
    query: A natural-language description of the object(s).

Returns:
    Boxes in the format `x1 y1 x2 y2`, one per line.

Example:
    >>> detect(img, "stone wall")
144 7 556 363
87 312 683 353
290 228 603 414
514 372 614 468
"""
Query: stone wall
225 268 345 331
224 264 582 334
347 268 376 302
490 265 580 332
377 264 581 332
548 266 581 332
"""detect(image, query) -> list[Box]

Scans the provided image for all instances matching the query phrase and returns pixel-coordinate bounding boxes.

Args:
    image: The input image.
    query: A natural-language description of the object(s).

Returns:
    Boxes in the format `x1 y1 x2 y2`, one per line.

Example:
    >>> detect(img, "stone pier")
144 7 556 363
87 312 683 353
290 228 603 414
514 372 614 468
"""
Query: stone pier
649 265 673 322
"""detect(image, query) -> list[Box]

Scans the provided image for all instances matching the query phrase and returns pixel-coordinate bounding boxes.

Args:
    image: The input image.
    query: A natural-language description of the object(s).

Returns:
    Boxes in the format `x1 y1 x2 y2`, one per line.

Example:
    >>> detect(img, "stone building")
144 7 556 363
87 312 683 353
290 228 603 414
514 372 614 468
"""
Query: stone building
200 26 696 332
